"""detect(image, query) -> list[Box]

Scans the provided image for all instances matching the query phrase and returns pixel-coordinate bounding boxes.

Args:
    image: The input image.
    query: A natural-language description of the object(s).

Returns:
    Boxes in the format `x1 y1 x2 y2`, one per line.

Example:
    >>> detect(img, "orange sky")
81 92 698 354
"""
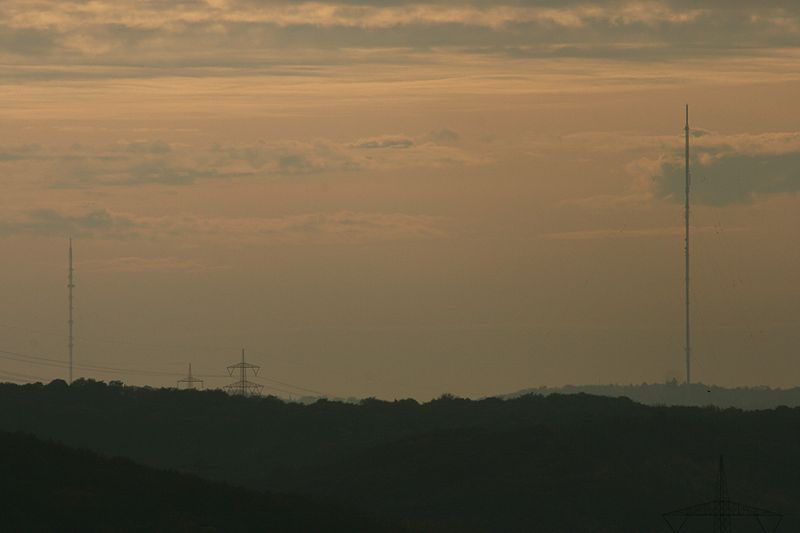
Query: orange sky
1 1 799 398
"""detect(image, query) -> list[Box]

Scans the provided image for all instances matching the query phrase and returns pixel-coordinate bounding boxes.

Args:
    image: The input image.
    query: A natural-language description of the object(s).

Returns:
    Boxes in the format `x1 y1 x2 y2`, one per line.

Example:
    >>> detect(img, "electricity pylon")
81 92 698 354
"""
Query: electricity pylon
177 364 203 390
663 456 782 532
223 349 263 397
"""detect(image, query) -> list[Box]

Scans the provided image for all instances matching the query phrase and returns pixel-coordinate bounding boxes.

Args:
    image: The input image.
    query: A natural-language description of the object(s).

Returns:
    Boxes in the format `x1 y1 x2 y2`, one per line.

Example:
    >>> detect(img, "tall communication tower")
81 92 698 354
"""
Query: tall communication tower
684 105 692 385
177 364 204 390
223 349 263 397
68 238 75 385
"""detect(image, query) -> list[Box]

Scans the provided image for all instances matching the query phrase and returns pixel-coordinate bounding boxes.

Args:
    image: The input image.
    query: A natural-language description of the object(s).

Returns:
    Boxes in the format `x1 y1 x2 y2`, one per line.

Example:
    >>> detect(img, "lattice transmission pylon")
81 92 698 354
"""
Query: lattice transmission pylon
177 364 203 390
223 349 263 397
663 456 782 532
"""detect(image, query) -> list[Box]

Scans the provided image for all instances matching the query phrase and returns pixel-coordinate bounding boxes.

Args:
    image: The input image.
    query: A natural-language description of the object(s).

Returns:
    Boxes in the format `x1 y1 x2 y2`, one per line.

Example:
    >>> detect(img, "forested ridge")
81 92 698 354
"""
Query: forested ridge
0 430 394 532
0 380 796 532
508 381 800 410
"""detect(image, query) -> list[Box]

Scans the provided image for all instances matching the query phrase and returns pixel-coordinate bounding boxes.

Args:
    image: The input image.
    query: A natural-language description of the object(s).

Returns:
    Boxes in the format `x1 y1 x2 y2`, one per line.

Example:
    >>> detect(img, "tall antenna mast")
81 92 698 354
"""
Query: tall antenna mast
68 238 75 385
684 105 691 385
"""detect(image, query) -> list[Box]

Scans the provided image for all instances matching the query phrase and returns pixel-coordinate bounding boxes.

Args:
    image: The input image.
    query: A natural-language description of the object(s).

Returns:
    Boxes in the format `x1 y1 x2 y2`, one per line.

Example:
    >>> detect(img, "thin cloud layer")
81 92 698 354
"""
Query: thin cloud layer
0 131 476 188
539 225 746 241
655 151 800 205
649 131 800 205
558 130 800 207
0 209 142 239
80 256 224 273
0 208 449 244
2 0 800 75
154 210 450 244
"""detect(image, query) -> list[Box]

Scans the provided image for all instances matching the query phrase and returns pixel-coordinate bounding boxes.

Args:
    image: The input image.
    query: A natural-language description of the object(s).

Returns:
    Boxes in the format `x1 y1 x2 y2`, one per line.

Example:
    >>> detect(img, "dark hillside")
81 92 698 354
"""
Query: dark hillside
276 418 797 532
0 380 651 482
0 430 394 532
508 382 800 410
0 380 796 531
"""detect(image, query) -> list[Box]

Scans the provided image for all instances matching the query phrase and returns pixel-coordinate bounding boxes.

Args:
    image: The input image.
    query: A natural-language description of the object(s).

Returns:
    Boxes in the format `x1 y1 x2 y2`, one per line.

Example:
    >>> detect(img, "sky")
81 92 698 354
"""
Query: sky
1 0 799 399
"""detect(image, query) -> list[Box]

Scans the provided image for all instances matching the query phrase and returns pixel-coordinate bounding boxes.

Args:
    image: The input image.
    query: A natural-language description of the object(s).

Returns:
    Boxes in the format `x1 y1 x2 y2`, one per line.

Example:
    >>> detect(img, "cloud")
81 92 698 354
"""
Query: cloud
0 144 48 161
122 160 244 186
556 130 800 207
0 2 713 34
229 136 481 174
558 192 654 210
643 131 800 205
425 129 461 144
540 225 746 241
80 256 223 273
354 136 415 149
0 207 448 244
219 140 361 175
162 211 450 244
0 141 243 187
2 1 800 74
113 140 172 155
0 26 56 56
0 208 142 239
654 151 800 206
0 134 480 189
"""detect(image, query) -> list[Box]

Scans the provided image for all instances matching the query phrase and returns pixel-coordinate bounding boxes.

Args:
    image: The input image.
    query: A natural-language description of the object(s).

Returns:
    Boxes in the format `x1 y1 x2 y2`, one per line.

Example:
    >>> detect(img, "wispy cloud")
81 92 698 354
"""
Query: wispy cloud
353 135 415 149
79 256 224 273
654 151 800 205
644 131 800 205
0 2 713 33
0 208 142 239
557 130 800 207
0 131 476 188
2 0 799 76
163 210 450 244
0 207 449 244
540 225 746 241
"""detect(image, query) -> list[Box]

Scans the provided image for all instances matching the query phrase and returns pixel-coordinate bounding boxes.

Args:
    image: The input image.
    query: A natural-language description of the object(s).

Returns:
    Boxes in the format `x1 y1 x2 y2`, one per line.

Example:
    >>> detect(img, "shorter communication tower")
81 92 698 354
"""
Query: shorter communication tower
223 349 263 397
663 456 782 532
177 364 203 390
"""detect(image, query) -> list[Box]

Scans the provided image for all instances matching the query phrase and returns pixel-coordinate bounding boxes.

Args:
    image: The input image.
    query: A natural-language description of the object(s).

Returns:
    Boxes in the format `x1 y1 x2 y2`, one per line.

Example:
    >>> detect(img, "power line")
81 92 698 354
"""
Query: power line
0 320 239 354
259 377 325 396
223 349 263 397
0 346 324 396
0 370 43 383
0 376 33 384
209 351 328 395
193 371 326 396
1 242 324 396
177 364 203 390
0 322 64 336
0 348 187 378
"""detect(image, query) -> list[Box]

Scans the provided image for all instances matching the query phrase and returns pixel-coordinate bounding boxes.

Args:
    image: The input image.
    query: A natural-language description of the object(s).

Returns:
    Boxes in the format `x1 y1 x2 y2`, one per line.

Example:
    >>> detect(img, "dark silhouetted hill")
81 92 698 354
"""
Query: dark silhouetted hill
0 429 393 532
506 381 800 410
0 379 796 532
275 413 798 532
